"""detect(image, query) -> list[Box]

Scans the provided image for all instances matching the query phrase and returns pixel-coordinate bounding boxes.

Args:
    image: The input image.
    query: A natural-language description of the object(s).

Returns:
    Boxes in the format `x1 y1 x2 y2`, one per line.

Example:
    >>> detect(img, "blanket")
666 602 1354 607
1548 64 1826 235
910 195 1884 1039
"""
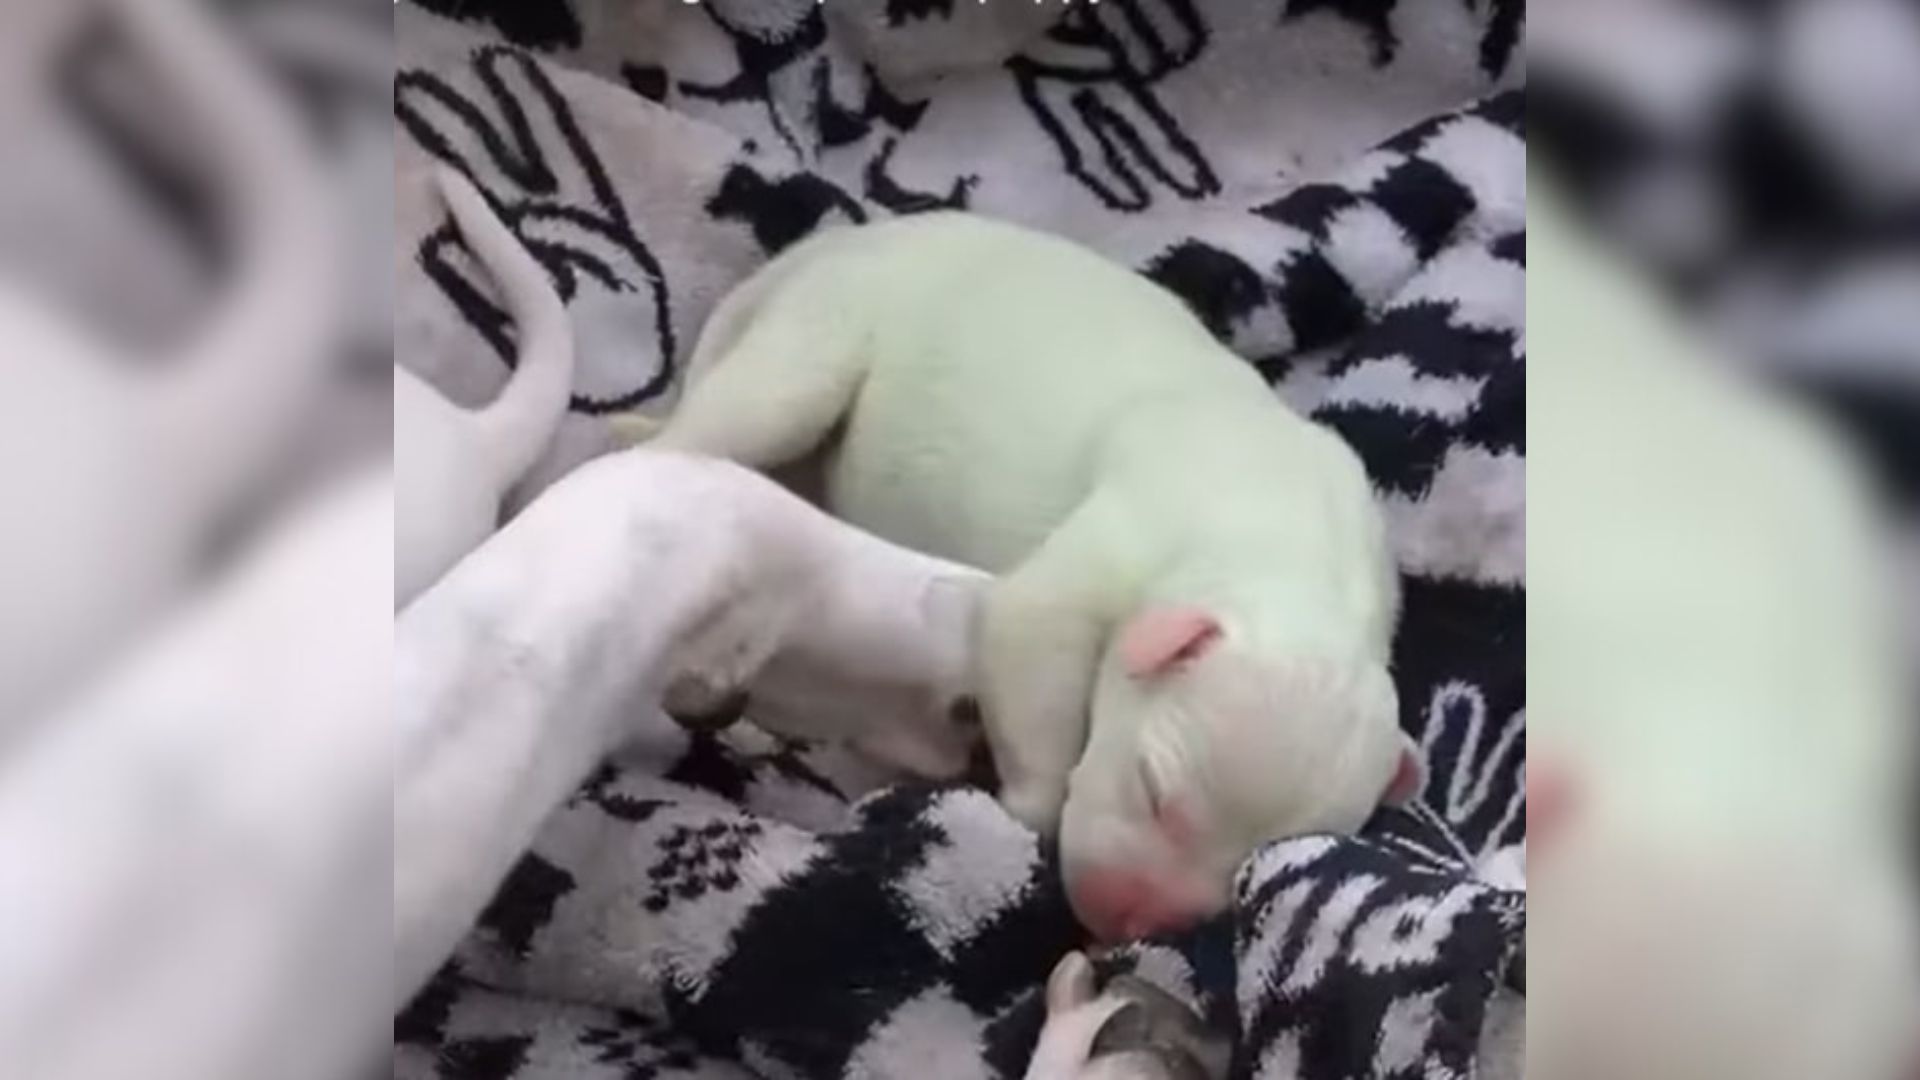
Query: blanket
392 3 1526 1078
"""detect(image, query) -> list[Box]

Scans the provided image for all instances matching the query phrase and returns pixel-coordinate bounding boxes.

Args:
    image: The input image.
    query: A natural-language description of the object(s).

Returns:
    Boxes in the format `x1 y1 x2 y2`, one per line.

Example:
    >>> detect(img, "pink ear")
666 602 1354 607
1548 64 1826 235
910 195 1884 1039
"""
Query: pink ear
1382 742 1425 806
1118 607 1222 679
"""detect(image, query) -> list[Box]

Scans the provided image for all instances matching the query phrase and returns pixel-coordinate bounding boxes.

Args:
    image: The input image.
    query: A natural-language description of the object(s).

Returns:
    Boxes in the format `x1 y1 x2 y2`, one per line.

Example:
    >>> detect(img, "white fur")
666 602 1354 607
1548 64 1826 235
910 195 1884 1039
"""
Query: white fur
0 445 984 1078
394 167 573 608
0 468 391 1080
395 448 987 1003
0 0 340 732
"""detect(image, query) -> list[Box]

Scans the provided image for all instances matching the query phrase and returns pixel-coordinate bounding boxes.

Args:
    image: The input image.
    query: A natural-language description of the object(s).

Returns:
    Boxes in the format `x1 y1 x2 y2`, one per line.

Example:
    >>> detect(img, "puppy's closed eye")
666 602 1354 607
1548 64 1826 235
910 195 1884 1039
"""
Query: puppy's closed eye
1137 743 1196 850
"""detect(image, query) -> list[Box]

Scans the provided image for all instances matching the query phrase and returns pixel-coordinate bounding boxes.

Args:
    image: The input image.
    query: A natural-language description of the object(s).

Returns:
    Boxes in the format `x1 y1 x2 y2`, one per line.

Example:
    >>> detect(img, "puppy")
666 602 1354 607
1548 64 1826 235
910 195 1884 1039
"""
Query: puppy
0 0 339 729
621 213 1421 939
394 166 572 608
1529 187 1920 1080
396 448 988 1001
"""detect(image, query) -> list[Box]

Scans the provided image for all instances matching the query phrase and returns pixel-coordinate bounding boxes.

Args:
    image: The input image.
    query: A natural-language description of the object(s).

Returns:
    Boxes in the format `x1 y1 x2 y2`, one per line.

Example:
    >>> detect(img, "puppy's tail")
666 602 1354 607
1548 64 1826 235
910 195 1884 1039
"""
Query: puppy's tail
435 166 575 488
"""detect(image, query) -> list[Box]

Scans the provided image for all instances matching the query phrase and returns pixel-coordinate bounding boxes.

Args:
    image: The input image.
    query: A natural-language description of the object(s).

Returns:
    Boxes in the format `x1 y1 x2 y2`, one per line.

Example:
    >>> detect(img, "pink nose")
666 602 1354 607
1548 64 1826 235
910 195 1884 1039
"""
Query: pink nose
1068 869 1205 942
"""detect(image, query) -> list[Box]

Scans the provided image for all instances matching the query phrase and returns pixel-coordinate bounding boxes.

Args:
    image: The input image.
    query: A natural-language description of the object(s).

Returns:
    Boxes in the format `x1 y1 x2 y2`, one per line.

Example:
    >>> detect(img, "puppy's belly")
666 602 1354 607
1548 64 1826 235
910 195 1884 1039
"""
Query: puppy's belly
826 435 1074 573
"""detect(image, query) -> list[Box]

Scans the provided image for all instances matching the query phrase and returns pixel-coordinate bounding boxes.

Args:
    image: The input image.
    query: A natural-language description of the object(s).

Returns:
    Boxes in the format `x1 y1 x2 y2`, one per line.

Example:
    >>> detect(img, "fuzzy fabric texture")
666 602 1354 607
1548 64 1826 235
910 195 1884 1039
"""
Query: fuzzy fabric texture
393 2 1525 1077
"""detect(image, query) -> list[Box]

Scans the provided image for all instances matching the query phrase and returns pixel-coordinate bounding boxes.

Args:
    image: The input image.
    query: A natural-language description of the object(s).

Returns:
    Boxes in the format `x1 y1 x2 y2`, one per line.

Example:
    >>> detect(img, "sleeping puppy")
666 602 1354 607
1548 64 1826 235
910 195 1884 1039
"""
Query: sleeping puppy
619 212 1421 940
396 448 987 1000
1530 187 1920 1080
394 166 572 608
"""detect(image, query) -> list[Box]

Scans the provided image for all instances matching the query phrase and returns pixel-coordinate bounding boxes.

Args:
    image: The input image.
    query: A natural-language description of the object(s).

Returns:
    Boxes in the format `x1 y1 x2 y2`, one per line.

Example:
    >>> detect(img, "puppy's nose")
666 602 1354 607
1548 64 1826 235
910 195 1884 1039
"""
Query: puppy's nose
1070 871 1206 943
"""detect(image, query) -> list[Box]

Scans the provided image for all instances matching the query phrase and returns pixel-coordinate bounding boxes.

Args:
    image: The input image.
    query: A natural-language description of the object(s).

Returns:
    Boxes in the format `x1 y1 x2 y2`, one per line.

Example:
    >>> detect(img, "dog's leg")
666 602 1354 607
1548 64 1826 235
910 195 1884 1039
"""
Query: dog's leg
663 686 750 734
980 497 1133 831
649 274 871 470
0 472 390 1080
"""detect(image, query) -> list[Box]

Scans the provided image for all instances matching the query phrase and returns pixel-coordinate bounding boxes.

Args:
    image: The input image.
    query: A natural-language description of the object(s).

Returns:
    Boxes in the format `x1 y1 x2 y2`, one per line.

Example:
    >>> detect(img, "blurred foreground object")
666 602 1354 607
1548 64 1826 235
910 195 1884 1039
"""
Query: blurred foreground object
1529 179 1920 1080
0 1 387 1079
0 0 344 732
0 466 391 1080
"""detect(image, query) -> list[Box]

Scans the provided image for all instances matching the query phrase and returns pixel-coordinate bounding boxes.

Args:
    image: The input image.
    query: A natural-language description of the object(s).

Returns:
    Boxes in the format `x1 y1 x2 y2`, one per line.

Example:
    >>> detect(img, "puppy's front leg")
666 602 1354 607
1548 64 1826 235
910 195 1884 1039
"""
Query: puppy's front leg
394 455 742 1005
982 499 1132 831
982 580 1103 830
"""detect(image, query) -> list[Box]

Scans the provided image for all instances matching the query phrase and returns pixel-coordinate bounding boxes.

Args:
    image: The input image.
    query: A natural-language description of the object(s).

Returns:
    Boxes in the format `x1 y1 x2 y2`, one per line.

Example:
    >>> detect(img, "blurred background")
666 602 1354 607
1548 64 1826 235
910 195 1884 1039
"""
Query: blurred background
1531 2 1919 1079
1531 0 1918 797
1533 0 1917 546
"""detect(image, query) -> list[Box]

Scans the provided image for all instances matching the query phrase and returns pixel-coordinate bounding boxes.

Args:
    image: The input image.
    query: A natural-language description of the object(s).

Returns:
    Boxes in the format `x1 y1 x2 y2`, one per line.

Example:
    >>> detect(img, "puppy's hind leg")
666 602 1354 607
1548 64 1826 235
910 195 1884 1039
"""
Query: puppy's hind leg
643 275 871 472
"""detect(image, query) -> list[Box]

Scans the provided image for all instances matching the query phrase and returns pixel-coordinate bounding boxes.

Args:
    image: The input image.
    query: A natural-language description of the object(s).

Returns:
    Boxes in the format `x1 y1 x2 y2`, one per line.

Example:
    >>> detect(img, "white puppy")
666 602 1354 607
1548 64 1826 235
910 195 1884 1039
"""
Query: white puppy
394 166 573 608
396 448 988 1002
0 0 340 731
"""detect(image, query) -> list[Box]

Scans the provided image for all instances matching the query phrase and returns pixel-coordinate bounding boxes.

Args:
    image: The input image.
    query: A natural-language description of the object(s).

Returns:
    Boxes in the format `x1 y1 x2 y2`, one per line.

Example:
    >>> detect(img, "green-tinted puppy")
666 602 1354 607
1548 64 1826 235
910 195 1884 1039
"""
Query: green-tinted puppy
631 213 1419 940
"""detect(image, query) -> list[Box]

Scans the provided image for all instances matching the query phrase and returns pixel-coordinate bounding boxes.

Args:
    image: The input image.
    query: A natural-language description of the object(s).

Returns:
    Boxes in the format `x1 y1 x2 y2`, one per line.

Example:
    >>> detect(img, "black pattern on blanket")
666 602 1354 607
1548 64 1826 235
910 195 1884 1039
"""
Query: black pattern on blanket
393 2 1525 1077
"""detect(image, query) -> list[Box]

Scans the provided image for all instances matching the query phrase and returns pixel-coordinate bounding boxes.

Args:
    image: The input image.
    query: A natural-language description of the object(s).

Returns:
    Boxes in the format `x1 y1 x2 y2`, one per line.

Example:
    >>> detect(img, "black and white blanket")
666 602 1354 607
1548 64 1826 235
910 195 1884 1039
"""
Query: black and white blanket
392 2 1525 1077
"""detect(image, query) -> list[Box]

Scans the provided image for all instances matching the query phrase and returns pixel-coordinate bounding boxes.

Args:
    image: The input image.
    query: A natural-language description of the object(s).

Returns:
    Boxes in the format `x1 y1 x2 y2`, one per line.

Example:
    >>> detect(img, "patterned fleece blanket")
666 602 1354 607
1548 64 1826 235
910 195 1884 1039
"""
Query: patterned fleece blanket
391 2 1526 1078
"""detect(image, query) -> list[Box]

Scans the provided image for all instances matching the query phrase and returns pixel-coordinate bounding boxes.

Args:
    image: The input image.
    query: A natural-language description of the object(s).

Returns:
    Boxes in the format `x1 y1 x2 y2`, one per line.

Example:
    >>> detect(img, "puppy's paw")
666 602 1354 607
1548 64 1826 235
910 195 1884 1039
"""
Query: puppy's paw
663 680 749 733
1000 780 1067 832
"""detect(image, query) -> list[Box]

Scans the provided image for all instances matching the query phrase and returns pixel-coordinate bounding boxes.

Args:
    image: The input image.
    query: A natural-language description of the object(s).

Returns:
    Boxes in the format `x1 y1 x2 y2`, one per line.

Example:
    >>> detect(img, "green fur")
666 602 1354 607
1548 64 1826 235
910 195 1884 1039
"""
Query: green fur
640 212 1400 849
662 213 1391 649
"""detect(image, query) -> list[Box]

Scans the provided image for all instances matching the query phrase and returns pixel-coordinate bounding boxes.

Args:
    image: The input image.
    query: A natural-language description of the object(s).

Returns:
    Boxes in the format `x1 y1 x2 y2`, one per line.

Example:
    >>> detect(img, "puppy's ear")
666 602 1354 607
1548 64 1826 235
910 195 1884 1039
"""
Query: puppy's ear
1381 734 1425 806
1044 951 1097 1015
1118 607 1221 679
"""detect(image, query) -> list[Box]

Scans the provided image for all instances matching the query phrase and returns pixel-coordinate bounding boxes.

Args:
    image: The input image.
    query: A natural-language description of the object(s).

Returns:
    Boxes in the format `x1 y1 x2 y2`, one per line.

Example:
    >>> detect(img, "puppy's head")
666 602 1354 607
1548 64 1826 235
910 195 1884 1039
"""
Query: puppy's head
1059 606 1420 942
